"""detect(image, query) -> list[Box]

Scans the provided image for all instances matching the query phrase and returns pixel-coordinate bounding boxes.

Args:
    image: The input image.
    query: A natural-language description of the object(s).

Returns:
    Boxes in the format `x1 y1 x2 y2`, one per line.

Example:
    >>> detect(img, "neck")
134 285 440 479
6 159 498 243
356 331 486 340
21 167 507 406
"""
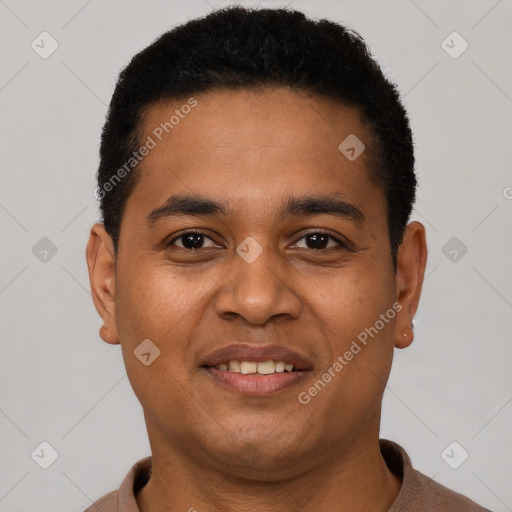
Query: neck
136 418 401 512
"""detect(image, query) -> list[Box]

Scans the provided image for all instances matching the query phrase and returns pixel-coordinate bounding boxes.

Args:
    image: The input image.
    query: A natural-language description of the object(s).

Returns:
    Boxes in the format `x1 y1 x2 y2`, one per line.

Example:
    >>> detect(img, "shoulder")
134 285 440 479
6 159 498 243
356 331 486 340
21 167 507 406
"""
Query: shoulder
80 455 152 512
380 439 492 512
409 468 493 511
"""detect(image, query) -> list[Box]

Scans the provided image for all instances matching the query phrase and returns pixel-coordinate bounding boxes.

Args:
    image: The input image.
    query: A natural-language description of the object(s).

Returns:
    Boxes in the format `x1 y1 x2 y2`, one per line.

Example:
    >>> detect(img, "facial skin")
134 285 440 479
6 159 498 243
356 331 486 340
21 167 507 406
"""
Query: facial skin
86 88 427 512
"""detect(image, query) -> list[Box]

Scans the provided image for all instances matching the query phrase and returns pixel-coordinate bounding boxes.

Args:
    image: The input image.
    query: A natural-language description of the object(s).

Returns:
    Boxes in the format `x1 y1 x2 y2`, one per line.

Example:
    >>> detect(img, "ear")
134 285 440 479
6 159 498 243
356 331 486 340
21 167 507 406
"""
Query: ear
394 221 427 349
86 222 120 345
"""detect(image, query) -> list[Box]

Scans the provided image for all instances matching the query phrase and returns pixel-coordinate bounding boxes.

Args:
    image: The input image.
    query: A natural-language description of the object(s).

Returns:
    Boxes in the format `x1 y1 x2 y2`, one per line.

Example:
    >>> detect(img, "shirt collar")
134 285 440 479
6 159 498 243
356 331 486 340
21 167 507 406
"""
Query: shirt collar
117 439 416 511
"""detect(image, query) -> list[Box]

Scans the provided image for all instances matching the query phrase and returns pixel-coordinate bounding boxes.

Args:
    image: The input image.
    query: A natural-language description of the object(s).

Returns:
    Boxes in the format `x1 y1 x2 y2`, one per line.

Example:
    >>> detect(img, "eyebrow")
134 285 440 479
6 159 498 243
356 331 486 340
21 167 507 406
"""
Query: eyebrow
146 193 365 225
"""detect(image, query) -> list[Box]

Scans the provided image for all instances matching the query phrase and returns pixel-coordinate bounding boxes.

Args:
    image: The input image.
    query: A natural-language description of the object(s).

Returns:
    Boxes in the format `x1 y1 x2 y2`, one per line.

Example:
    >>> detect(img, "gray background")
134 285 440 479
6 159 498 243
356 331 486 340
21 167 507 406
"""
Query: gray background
0 0 511 511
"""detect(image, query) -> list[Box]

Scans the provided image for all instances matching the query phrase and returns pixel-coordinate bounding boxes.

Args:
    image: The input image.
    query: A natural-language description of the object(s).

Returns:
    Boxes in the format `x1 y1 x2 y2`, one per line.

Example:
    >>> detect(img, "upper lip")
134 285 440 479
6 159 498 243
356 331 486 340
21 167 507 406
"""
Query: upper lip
200 344 313 371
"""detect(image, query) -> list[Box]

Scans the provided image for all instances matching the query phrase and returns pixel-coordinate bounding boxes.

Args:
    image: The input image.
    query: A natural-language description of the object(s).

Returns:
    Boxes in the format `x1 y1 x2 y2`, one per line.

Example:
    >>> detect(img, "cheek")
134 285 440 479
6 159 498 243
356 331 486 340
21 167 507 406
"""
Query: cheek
306 260 397 403
312 262 396 343
114 266 208 413
115 264 208 348
302 268 396 432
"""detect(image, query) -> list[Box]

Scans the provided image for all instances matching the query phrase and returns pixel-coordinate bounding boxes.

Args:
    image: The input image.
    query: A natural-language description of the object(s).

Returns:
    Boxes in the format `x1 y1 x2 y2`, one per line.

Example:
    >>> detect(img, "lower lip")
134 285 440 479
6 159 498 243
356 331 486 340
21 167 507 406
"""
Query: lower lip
203 367 310 395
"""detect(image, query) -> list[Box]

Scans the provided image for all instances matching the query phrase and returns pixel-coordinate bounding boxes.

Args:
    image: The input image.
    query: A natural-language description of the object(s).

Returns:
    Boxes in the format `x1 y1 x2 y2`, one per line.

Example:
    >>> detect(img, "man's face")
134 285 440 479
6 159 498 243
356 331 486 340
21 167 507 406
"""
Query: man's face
89 88 421 478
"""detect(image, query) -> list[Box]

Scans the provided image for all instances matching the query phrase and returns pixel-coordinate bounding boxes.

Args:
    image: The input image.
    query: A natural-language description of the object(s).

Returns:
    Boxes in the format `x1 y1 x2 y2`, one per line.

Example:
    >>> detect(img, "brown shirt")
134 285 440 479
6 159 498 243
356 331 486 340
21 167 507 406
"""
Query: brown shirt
83 439 492 511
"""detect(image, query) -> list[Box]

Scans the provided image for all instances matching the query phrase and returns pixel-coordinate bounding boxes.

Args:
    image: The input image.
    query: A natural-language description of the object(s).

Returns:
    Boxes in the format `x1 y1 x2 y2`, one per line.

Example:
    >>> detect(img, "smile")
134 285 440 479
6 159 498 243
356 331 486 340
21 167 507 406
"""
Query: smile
200 343 313 395
211 360 296 374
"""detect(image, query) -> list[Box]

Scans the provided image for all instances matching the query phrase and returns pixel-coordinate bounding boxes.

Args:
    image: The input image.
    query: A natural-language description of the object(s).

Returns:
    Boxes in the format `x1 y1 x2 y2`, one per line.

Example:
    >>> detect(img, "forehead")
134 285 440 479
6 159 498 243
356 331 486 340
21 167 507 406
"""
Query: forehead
127 88 383 219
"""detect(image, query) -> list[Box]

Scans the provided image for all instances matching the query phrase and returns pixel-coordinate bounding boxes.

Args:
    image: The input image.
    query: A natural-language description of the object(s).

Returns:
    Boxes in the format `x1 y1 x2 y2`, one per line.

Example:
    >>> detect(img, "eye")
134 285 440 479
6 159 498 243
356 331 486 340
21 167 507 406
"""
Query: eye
166 230 346 251
294 232 345 250
167 231 218 250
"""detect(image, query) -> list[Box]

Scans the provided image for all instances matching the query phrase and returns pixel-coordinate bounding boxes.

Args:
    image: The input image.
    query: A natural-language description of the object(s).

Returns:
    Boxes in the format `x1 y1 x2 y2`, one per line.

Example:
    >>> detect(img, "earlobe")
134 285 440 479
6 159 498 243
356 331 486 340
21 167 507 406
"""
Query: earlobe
395 322 415 349
86 223 120 345
393 221 427 350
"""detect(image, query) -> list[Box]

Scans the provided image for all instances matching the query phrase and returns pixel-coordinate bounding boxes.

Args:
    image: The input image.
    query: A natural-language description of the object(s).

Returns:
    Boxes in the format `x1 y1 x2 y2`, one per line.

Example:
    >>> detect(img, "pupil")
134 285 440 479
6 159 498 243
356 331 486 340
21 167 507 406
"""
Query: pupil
307 233 328 249
183 233 203 249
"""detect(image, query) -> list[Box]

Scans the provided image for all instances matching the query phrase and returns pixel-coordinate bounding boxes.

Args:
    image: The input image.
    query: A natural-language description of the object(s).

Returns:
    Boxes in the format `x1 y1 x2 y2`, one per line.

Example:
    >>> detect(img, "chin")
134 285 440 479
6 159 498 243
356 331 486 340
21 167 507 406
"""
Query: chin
196 424 315 477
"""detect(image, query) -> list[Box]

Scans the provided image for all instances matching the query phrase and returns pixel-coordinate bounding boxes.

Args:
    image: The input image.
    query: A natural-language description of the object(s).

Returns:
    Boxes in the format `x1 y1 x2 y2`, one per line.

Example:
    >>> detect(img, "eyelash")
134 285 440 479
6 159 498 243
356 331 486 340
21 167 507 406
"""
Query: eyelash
166 230 347 251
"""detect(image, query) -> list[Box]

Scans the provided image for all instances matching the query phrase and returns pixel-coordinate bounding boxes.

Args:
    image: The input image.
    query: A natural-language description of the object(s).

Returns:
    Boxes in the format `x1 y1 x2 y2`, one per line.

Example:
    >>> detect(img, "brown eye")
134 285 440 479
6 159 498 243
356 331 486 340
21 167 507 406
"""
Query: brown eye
295 232 344 250
168 232 217 250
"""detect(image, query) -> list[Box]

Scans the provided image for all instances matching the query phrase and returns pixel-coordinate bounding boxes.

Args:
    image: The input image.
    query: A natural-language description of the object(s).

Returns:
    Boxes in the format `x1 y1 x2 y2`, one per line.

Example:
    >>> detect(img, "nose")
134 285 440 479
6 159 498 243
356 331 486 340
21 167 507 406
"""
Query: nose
214 246 302 325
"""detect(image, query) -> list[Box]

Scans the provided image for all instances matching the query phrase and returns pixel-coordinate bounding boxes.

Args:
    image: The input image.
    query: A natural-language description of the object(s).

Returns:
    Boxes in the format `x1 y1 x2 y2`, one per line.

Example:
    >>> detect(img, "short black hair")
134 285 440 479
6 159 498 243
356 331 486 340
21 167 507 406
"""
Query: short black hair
96 6 416 266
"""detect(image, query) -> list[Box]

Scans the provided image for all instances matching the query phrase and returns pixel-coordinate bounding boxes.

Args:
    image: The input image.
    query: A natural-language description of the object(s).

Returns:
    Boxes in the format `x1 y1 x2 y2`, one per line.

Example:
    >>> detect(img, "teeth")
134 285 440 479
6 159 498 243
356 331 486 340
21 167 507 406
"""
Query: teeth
228 360 241 372
274 361 285 372
240 361 257 374
215 360 295 374
257 360 275 375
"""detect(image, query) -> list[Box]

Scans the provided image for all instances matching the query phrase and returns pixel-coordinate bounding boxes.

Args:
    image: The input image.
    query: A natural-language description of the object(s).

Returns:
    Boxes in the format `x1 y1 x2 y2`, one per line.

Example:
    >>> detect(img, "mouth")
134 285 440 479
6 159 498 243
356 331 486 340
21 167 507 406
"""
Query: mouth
200 344 313 395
